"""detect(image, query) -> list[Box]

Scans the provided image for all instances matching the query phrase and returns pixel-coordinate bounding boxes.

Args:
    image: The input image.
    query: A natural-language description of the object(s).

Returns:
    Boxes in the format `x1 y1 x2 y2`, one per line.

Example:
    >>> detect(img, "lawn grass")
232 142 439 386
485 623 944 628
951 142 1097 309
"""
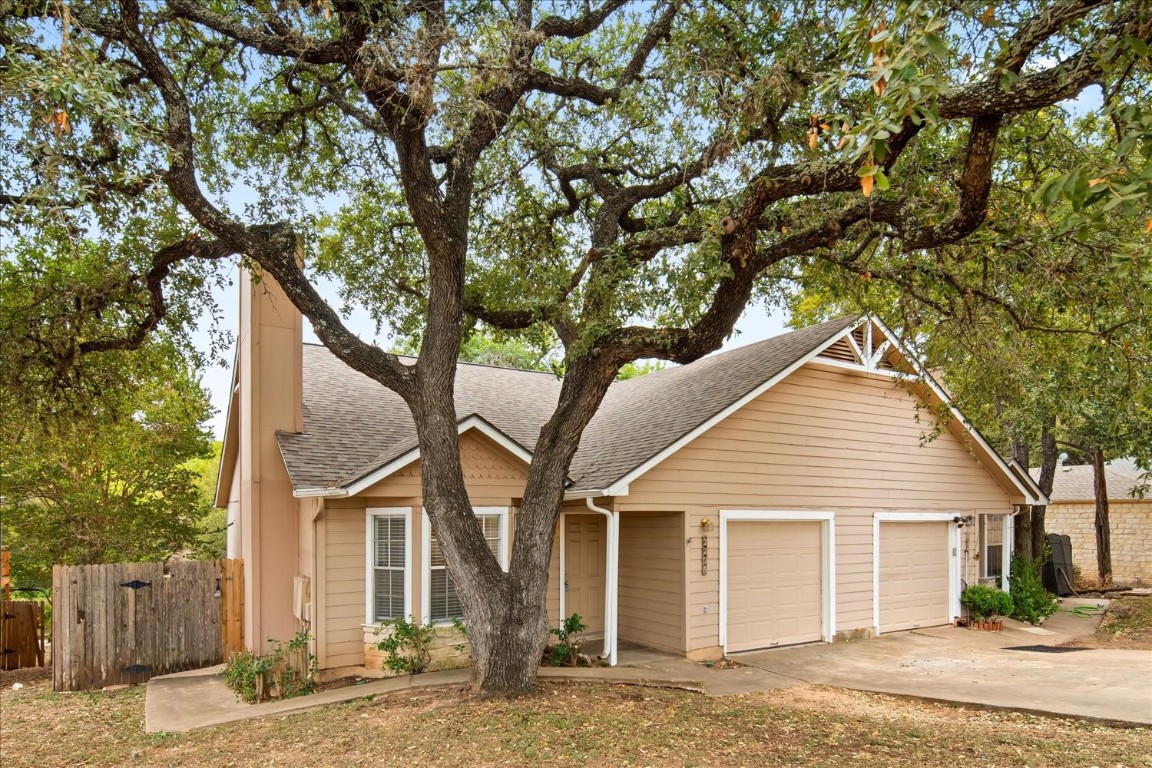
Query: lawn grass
1 671 1149 767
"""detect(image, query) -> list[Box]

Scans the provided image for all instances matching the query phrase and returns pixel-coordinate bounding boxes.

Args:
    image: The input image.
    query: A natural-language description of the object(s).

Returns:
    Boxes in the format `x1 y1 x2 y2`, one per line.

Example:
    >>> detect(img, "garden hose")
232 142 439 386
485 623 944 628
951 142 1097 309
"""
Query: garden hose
1061 604 1105 618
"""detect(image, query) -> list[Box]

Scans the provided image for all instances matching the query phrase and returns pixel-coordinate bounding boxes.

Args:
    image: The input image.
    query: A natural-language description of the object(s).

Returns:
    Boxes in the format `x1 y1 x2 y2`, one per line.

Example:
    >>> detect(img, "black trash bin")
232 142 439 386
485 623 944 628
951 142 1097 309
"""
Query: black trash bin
1043 533 1075 596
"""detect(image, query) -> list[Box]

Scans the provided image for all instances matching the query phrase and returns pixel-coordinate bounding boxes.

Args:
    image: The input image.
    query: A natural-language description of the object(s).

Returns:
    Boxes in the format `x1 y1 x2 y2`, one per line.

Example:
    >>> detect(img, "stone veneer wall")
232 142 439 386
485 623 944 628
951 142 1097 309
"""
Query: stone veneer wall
362 625 471 677
1045 500 1152 586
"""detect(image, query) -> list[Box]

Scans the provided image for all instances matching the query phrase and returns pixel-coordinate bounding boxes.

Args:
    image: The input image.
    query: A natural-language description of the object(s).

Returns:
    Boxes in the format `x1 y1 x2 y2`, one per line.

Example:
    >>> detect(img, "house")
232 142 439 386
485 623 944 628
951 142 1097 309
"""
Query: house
1036 459 1151 586
215 270 1045 673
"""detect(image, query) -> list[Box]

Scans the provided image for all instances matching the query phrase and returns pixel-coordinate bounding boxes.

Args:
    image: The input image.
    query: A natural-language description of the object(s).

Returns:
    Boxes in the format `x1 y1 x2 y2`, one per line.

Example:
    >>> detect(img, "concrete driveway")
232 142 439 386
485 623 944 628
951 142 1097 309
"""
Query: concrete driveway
734 598 1152 726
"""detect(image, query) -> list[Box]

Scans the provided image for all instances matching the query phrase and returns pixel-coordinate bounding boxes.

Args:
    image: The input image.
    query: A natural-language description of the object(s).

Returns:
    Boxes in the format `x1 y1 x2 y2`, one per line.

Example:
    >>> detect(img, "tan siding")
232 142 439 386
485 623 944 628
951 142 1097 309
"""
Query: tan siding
546 525 561 624
323 506 366 668
618 512 684 652
358 431 529 504
627 364 1013 651
317 430 533 669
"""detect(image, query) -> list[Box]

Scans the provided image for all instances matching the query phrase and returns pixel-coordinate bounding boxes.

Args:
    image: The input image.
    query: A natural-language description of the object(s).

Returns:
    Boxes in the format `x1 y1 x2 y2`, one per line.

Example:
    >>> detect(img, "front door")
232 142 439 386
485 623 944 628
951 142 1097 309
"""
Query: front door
564 514 605 633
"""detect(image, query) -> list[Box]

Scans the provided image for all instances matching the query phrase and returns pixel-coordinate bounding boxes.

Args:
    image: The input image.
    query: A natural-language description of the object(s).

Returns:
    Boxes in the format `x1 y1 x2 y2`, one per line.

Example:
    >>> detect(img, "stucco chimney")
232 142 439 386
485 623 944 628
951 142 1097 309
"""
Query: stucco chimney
237 261 304 652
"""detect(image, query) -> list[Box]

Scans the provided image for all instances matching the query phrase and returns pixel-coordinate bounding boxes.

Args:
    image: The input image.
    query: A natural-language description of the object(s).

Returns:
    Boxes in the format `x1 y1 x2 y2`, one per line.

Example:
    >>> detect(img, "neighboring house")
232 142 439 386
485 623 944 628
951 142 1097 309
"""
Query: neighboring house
216 271 1045 673
1035 459 1151 586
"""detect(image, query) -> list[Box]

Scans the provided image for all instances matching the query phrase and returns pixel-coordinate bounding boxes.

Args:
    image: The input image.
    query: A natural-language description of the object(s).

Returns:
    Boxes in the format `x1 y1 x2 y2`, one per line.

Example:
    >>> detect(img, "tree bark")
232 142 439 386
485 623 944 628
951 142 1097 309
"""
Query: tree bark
1010 437 1032 560
1031 416 1057 561
1092 447 1113 585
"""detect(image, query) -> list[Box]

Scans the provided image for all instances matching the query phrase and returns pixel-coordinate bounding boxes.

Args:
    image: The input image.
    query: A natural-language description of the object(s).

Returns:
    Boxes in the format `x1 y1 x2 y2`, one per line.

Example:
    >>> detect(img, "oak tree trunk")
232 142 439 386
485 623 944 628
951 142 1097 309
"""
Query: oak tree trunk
416 352 619 697
1010 437 1032 560
1031 417 1057 561
1092 448 1113 585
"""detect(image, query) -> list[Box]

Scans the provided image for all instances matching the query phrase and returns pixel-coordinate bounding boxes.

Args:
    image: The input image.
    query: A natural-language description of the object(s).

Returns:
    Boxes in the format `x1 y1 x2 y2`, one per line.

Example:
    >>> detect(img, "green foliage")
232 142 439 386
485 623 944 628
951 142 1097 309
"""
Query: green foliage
616 360 667 381
375 616 437 675
961 584 1014 621
393 330 557 372
221 632 315 704
184 441 228 559
0 340 214 588
548 613 588 667
450 616 469 653
1008 556 1059 625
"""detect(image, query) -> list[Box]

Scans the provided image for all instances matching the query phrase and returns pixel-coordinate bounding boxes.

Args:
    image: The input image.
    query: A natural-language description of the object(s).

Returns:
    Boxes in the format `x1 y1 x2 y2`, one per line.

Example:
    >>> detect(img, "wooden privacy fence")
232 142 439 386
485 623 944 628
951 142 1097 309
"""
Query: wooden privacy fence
53 559 244 691
2 601 46 670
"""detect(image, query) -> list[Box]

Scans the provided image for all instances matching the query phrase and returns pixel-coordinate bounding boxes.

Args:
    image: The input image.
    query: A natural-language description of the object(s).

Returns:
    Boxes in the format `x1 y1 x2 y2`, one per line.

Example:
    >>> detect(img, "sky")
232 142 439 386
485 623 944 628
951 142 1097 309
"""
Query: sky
196 266 789 440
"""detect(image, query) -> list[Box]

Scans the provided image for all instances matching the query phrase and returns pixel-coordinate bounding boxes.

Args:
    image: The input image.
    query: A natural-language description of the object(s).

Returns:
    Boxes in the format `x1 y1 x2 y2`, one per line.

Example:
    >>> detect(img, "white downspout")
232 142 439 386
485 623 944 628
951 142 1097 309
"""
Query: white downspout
585 497 619 667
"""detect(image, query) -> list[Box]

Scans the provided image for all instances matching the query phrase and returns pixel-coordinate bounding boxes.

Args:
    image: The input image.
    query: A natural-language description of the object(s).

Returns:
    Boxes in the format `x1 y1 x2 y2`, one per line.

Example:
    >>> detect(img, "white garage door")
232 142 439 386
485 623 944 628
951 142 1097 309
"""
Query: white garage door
726 521 822 651
878 522 950 633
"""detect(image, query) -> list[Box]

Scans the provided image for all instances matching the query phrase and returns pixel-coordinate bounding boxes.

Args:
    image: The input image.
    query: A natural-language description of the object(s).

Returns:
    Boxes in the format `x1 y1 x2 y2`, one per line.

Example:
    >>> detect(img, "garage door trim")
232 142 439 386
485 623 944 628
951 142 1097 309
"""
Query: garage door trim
719 510 836 653
872 512 961 633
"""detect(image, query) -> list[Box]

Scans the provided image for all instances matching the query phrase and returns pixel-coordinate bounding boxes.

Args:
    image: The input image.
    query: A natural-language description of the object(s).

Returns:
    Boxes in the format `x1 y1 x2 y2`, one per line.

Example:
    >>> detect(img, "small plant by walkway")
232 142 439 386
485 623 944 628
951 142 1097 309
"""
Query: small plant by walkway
221 632 314 703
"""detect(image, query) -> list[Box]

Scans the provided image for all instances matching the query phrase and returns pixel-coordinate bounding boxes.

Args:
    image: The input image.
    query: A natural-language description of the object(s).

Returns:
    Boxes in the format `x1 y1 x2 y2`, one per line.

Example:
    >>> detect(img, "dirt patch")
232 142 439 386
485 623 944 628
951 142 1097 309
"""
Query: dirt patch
3 673 1150 767
1064 595 1152 650
0 666 51 687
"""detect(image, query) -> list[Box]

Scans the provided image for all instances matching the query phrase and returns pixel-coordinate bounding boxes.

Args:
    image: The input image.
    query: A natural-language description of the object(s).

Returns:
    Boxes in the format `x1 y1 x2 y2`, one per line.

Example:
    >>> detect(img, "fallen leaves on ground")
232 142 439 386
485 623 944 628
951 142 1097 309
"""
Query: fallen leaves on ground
1 673 1149 768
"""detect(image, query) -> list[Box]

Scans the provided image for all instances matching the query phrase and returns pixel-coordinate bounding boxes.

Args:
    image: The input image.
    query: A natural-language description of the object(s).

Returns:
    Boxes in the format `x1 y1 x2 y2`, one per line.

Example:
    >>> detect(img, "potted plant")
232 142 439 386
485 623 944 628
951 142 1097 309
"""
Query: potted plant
960 585 1013 630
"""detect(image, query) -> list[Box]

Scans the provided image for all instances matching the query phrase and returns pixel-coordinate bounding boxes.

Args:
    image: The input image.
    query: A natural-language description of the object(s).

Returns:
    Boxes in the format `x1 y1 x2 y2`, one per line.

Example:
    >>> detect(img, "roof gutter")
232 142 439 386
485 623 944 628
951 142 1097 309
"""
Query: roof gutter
293 488 349 499
584 497 619 668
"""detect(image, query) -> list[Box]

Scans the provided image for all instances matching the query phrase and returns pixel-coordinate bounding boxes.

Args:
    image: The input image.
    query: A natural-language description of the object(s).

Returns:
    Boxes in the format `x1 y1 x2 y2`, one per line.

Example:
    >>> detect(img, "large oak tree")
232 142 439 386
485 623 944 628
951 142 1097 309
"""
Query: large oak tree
2 0 1149 695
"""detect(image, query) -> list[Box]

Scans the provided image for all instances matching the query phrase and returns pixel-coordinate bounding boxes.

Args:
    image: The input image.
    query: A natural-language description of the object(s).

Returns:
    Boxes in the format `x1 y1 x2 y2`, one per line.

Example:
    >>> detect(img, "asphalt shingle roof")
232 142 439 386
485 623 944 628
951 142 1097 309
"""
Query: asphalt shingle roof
277 316 859 493
1031 459 1150 503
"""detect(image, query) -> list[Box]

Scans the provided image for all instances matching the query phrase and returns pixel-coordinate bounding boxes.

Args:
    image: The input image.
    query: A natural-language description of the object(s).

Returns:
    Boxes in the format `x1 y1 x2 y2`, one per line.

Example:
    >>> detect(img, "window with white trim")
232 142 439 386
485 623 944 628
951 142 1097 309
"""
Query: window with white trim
982 514 1005 579
427 509 506 623
370 512 408 622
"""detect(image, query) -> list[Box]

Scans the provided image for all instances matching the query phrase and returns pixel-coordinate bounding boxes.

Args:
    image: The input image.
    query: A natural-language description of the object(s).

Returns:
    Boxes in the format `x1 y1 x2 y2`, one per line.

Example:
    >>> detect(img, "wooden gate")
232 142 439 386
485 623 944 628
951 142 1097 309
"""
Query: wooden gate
2 601 47 670
52 559 244 691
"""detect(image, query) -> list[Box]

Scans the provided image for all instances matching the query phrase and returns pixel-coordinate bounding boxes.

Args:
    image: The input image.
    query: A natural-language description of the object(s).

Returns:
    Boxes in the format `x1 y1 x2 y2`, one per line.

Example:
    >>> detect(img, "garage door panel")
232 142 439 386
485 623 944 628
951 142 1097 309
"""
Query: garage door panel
727 521 823 652
878 522 950 633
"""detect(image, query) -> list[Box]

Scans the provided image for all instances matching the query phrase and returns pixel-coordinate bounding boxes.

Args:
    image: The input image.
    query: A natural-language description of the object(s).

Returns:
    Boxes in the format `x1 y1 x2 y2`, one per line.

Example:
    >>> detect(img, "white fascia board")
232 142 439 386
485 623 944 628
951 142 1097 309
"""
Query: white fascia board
213 348 242 508
563 487 629 500
595 318 868 496
1007 459 1049 505
869 316 1044 506
293 487 349 499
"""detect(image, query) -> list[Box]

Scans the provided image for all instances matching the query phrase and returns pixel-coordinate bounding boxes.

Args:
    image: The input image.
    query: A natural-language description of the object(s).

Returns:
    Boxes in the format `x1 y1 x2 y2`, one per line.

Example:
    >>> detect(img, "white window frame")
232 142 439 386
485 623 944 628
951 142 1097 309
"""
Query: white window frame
986 513 1014 591
872 512 962 633
421 507 510 625
364 508 412 625
718 509 837 653
981 513 1007 581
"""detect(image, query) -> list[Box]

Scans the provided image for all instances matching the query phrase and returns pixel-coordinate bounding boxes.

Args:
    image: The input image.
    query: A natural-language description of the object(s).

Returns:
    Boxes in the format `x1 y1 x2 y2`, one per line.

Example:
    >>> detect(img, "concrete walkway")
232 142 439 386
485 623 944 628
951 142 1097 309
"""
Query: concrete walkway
146 597 1151 732
144 663 715 733
733 598 1152 726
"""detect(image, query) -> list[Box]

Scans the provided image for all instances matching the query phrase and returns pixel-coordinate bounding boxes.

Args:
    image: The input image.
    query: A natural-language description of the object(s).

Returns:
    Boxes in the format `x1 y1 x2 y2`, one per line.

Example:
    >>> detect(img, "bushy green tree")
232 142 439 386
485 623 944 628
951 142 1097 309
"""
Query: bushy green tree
0 341 214 587
185 440 228 559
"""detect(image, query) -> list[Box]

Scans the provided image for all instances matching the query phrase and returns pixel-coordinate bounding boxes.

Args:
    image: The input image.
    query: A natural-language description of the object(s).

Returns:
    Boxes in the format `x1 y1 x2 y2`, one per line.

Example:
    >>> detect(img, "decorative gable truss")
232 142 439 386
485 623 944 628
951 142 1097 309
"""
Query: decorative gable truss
813 320 901 374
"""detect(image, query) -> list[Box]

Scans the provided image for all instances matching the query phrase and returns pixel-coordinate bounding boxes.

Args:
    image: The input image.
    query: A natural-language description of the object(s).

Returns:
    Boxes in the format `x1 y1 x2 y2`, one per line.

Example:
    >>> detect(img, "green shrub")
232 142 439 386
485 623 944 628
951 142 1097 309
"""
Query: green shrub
961 584 1013 620
221 631 314 703
548 613 587 666
375 616 437 675
1008 555 1058 625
